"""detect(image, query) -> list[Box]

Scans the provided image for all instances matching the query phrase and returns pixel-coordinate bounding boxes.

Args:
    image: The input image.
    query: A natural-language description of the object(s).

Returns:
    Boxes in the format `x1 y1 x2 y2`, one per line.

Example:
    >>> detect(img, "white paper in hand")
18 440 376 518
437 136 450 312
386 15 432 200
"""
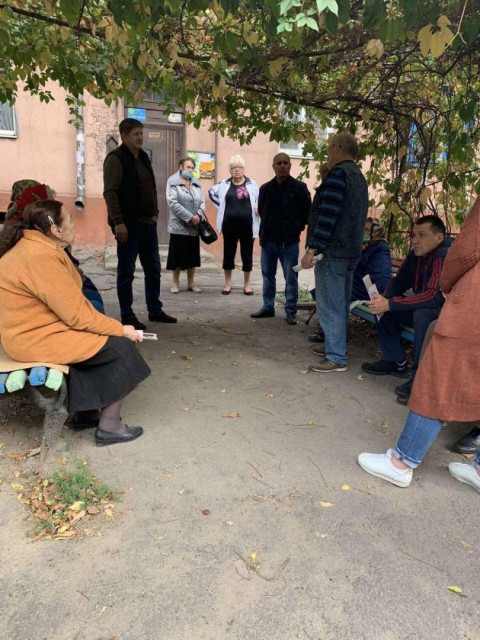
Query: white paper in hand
363 275 383 320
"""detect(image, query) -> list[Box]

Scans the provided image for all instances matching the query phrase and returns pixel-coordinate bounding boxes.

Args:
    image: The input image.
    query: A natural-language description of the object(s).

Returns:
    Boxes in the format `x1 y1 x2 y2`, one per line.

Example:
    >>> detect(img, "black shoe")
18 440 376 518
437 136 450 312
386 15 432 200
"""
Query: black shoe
362 359 409 378
308 330 325 343
451 426 480 454
396 395 409 406
395 378 413 398
148 311 177 323
285 313 297 325
250 308 275 319
72 413 100 431
95 426 143 446
122 315 146 331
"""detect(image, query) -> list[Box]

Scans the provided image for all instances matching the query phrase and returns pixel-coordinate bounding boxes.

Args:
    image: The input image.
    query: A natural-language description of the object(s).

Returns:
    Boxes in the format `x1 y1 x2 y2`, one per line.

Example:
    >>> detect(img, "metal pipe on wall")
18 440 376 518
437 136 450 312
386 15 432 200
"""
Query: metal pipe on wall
74 100 85 210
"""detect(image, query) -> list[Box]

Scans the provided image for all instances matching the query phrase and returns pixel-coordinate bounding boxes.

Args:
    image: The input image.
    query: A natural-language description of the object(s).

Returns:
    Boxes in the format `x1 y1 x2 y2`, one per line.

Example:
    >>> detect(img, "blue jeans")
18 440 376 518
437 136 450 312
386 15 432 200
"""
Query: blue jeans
314 258 357 366
394 410 480 469
261 241 299 315
117 223 163 320
378 308 440 375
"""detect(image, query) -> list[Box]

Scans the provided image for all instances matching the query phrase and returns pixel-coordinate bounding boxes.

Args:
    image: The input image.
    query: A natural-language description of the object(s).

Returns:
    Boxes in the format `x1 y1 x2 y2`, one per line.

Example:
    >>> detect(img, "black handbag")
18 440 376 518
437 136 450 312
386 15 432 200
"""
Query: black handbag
198 216 218 244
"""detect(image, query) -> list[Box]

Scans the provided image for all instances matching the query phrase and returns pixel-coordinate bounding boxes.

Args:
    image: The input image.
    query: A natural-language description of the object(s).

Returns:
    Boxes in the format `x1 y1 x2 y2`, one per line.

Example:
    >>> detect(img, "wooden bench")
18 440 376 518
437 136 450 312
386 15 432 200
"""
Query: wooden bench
0 346 69 456
305 258 416 344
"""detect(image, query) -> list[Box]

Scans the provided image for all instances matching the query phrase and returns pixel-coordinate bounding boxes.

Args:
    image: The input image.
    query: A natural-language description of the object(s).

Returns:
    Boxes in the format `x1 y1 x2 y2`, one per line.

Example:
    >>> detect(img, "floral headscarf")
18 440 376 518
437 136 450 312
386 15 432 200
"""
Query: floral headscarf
6 180 51 222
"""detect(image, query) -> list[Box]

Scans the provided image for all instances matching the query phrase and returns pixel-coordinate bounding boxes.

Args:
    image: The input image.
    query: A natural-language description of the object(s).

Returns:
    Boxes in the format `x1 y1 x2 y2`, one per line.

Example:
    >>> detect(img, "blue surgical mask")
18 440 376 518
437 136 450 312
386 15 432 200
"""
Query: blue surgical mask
182 170 194 180
363 235 370 243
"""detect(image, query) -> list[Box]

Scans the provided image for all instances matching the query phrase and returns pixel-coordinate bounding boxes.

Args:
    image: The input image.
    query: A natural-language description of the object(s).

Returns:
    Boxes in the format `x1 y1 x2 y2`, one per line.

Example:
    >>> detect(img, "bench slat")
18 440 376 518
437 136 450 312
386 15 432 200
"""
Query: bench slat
29 366 47 387
5 370 28 392
0 373 7 394
45 369 64 391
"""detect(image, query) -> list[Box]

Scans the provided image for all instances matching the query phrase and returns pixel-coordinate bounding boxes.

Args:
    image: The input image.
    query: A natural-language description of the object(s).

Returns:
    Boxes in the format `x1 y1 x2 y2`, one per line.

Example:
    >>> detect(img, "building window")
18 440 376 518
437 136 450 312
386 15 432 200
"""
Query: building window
0 102 17 138
278 107 328 158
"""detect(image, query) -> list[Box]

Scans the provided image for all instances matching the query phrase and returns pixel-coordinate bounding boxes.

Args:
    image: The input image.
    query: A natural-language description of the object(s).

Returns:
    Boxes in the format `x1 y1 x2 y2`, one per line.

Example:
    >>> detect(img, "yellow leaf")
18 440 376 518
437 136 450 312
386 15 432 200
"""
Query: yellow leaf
418 24 432 57
437 15 451 27
57 525 69 534
419 187 432 205
460 541 470 548
446 585 462 594
440 25 455 47
55 530 76 539
14 470 20 478
430 31 446 58
265 393 275 398
104 508 114 517
69 501 84 512
220 389 226 393
249 552 257 562
122 487 134 494
365 38 384 59
162 470 172 478
341 484 351 491
11 482 23 491
307 420 314 425
223 412 240 418
319 501 334 508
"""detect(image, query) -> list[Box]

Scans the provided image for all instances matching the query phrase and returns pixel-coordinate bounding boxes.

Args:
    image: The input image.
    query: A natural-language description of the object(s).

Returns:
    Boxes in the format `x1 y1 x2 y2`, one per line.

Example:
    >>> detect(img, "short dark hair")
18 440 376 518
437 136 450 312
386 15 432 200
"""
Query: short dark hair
119 118 143 135
178 157 196 168
415 215 446 237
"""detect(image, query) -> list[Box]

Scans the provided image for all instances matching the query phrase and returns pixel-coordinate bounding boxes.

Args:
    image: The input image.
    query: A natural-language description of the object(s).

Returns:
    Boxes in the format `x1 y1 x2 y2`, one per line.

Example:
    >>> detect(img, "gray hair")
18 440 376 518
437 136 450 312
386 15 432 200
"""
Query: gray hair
228 154 246 170
330 133 359 158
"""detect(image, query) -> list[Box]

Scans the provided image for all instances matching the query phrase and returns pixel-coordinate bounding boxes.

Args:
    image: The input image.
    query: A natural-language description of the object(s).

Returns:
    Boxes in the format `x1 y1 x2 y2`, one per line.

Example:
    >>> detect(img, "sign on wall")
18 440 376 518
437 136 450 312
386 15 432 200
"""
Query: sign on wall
126 107 147 122
187 151 215 179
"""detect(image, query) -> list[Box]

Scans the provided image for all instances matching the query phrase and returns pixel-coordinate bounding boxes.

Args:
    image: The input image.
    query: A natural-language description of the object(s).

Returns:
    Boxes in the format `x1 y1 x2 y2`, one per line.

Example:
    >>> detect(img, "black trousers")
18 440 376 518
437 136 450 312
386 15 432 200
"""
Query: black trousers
222 218 254 272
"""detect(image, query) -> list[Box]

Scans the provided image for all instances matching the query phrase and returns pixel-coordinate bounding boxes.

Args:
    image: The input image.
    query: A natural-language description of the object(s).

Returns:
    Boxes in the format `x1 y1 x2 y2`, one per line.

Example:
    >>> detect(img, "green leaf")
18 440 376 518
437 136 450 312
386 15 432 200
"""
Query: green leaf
60 0 83 25
325 11 339 34
316 0 338 16
363 0 386 30
306 17 319 31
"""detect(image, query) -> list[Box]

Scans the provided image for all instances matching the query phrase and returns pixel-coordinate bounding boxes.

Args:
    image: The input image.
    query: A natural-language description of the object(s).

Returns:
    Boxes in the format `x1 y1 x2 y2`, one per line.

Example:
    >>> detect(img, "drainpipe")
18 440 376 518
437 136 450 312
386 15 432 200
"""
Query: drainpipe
74 99 85 210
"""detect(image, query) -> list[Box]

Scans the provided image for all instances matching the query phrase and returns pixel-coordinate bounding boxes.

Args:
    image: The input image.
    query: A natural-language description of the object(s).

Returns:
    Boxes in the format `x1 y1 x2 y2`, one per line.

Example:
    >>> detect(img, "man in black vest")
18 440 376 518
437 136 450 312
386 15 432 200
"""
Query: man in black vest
103 118 176 329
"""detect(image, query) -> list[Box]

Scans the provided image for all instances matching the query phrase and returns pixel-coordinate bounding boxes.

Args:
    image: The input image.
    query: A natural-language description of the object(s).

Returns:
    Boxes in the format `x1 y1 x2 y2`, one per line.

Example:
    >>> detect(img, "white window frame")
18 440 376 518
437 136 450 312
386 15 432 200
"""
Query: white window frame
0 102 18 138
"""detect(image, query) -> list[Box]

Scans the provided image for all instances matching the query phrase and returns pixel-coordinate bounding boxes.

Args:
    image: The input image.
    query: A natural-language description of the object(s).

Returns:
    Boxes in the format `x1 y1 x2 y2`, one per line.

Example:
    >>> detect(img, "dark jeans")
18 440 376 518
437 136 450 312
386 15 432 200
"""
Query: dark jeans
222 218 254 271
117 223 163 320
378 308 441 375
261 240 299 315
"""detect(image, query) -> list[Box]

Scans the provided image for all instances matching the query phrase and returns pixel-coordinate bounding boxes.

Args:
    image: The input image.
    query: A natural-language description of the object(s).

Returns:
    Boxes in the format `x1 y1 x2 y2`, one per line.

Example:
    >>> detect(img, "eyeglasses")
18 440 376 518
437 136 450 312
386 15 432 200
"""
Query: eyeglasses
231 166 244 170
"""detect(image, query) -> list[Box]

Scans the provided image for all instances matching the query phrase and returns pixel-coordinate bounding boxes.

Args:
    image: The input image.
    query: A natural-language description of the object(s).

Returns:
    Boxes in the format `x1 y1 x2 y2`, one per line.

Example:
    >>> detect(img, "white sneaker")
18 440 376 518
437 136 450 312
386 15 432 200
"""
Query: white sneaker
188 285 202 293
357 451 413 488
170 285 179 294
448 462 480 492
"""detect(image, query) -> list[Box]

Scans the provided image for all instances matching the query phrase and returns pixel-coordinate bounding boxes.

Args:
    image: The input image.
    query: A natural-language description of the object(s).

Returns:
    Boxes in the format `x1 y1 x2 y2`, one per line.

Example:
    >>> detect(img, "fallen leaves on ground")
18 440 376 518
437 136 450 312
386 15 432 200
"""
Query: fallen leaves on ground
223 412 240 418
265 393 275 398
162 470 172 478
460 541 470 548
202 509 211 516
9 463 115 541
341 484 351 491
319 501 334 508
446 585 466 597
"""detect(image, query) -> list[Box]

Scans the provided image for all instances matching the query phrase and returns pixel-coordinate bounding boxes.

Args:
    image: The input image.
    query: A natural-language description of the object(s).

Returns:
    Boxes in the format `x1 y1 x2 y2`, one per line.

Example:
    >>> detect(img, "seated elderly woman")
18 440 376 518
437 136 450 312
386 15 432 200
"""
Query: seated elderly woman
7 179 105 314
0 199 150 446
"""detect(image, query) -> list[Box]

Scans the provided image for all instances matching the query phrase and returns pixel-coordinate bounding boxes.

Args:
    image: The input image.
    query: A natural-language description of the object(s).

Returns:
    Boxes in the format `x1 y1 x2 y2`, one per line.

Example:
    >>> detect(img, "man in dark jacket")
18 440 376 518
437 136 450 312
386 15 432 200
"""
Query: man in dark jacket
103 118 176 330
362 215 452 401
300 132 369 372
250 153 311 325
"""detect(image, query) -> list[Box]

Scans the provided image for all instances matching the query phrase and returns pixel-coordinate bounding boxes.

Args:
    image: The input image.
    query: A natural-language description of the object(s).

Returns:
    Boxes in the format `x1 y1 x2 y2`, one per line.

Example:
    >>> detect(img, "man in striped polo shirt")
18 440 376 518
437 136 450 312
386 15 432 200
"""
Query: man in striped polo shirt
301 132 368 372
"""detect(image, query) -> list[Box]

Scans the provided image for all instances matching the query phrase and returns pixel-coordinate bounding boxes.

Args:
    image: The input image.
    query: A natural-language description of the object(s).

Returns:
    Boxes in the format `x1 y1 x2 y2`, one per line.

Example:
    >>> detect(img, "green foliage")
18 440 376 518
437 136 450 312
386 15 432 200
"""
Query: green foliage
52 461 111 506
1 0 480 229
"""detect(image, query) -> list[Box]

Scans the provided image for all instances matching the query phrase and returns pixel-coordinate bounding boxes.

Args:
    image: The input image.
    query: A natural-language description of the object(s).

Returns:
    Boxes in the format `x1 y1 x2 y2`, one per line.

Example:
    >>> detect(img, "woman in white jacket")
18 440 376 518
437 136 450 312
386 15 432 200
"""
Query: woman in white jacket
166 157 205 293
208 154 259 295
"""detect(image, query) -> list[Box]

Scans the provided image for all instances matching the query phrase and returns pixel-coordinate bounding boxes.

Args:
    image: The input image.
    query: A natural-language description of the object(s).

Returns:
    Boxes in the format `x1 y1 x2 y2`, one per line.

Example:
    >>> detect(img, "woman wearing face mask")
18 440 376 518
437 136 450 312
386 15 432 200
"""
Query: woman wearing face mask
350 217 392 301
166 157 206 293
